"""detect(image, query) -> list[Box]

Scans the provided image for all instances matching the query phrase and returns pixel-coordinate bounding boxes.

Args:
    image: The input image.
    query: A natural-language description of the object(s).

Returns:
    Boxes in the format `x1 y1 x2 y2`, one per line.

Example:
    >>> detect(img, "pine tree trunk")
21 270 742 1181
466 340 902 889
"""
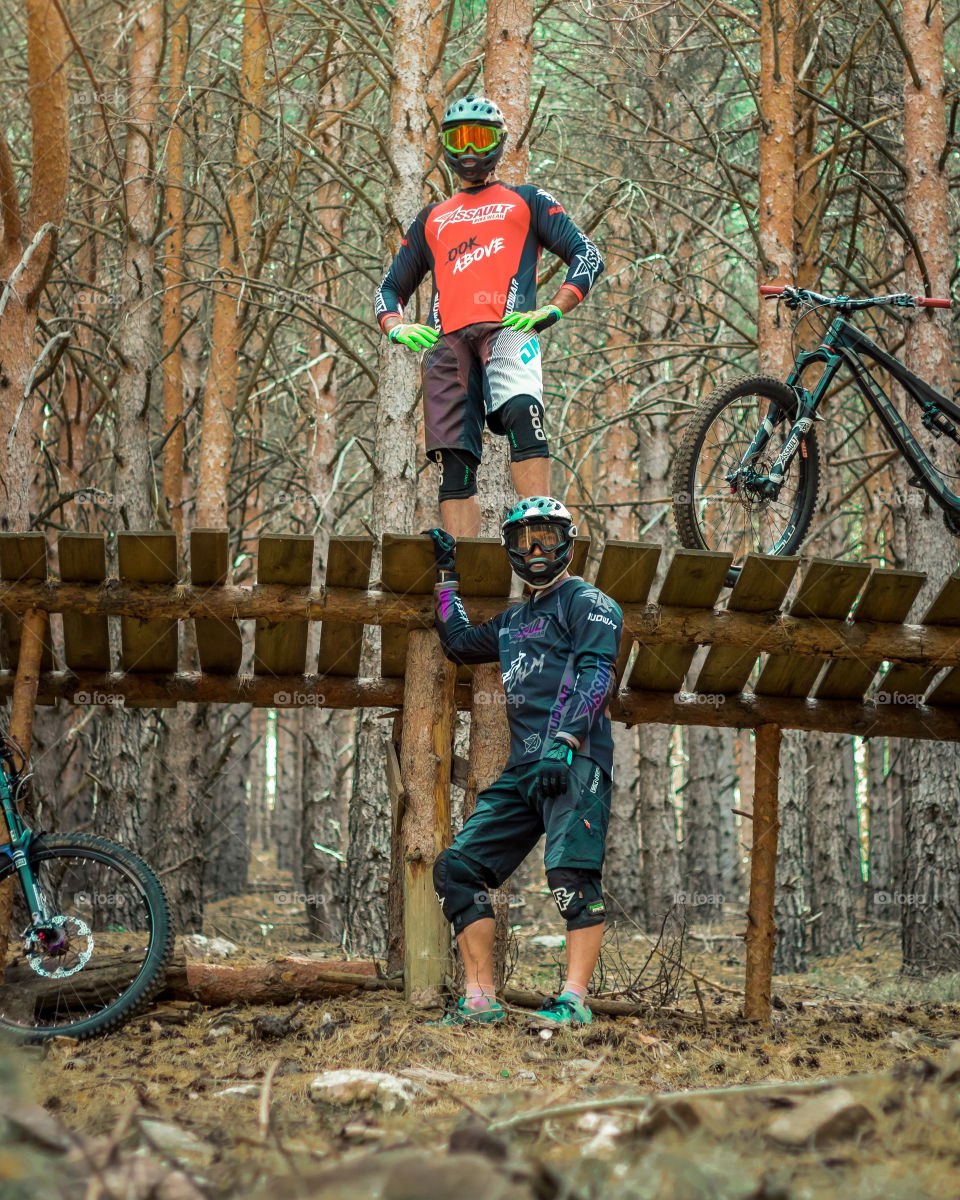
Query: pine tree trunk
805 733 859 955
345 0 433 957
900 0 960 976
302 709 350 943
344 707 391 956
0 0 69 528
196 1 267 527
604 724 645 924
682 725 737 924
757 0 797 377
274 708 303 888
866 738 893 904
773 730 807 973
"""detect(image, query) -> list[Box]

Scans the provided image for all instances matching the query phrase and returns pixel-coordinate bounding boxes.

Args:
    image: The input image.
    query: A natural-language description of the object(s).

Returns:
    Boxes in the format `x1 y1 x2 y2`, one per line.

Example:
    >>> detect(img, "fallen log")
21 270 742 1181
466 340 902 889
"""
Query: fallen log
161 954 398 1006
1 953 398 1018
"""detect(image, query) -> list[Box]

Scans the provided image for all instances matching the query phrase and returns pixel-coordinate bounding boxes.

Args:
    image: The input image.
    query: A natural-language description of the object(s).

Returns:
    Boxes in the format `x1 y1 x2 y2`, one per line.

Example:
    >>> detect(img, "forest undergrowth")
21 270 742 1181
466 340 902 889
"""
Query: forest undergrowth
7 857 960 1199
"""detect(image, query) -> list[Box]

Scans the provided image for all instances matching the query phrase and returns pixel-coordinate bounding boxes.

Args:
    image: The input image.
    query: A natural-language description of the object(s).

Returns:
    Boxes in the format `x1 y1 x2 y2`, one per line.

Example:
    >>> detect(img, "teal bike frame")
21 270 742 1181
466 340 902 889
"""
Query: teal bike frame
733 290 960 522
0 753 49 931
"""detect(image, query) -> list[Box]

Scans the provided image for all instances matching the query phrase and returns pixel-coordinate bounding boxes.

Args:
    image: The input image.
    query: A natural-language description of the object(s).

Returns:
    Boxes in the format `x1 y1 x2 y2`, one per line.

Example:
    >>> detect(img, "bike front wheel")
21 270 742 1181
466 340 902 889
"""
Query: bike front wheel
672 374 821 584
0 834 172 1041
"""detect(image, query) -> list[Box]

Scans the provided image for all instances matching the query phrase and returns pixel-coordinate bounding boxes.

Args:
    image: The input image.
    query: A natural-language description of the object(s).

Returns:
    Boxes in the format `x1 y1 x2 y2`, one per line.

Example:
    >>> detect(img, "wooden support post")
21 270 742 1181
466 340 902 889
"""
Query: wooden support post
743 722 782 1023
399 629 456 999
0 608 49 961
463 663 511 989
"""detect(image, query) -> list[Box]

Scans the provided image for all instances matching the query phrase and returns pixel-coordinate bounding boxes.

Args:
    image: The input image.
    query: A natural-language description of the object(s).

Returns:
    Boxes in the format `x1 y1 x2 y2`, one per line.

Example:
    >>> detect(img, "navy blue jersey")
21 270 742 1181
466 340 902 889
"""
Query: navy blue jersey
374 180 603 335
434 575 622 775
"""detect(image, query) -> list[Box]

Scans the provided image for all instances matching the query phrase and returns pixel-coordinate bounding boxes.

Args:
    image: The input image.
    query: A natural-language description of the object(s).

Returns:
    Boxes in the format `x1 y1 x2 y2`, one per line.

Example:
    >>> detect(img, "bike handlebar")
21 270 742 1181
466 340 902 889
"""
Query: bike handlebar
760 285 952 310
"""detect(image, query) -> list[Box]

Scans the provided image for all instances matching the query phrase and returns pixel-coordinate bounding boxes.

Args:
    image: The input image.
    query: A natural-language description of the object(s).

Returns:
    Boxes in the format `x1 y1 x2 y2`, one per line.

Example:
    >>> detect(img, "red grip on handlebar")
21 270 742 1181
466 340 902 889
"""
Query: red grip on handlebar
759 286 786 296
915 296 952 308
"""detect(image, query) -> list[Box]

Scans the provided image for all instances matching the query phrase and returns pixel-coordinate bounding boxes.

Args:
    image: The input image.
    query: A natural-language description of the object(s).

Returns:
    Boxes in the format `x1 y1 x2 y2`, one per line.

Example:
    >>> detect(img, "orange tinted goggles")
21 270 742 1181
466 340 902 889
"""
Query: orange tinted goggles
441 124 503 154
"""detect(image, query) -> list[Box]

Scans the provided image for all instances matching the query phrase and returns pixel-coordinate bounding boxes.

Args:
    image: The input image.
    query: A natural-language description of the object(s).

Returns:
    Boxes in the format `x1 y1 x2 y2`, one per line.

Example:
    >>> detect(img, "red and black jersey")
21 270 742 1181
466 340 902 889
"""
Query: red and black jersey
374 180 603 334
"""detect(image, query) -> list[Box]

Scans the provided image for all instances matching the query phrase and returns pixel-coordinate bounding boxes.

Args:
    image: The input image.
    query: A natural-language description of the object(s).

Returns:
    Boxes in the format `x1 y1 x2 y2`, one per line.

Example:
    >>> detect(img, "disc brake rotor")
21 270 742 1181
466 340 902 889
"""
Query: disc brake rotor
25 914 94 978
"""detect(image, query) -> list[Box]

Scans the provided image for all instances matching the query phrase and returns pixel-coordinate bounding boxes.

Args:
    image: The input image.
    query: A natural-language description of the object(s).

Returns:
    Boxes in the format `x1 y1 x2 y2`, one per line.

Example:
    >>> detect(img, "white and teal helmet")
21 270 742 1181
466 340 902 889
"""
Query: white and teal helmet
500 496 578 588
441 95 507 183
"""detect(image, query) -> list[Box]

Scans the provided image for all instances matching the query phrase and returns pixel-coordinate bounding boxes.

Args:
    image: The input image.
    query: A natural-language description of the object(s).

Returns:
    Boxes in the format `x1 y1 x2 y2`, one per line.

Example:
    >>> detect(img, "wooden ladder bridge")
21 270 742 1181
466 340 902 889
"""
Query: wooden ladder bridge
2 528 960 1023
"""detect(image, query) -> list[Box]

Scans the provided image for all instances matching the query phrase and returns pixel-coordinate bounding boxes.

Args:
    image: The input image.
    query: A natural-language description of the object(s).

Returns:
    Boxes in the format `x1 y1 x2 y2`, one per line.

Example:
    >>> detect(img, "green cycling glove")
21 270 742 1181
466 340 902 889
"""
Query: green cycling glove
387 323 439 350
501 305 562 334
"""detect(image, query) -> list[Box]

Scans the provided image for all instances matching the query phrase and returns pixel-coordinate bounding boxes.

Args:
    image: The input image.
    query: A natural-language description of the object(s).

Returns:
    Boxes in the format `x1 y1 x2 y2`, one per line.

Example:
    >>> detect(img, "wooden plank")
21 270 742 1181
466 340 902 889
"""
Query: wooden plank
593 541 661 685
0 534 54 673
875 571 960 703
570 536 590 579
814 568 926 701
450 539 514 683
254 535 314 678
694 554 798 694
753 558 870 699
316 536 373 677
59 534 111 671
191 529 242 675
455 537 513 597
628 549 732 692
380 534 436 679
117 534 179 710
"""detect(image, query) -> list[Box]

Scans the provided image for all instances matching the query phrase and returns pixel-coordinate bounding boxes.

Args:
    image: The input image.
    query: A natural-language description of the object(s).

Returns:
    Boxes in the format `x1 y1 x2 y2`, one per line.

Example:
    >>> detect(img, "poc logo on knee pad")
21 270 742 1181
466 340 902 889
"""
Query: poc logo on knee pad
530 404 546 441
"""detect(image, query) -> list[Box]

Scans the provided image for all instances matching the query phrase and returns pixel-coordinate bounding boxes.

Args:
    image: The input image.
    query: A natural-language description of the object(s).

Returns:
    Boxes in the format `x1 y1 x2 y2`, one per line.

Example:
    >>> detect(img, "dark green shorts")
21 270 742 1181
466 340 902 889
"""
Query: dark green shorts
450 756 611 886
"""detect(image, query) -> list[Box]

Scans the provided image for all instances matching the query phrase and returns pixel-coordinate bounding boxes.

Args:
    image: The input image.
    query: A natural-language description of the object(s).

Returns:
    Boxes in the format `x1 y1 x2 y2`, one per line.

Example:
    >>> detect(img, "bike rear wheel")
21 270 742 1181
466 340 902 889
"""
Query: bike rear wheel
0 834 172 1041
672 374 821 584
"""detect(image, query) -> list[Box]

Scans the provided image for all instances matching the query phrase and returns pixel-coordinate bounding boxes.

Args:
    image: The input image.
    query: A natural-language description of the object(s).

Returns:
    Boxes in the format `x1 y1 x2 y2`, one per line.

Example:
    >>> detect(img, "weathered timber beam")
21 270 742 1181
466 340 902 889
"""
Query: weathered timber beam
0 582 958 671
0 671 473 710
614 689 960 740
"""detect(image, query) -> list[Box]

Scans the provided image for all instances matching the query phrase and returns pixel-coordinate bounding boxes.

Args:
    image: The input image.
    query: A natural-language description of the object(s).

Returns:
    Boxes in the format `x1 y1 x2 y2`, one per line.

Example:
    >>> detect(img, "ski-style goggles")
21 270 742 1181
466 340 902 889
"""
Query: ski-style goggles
504 521 568 554
441 124 504 154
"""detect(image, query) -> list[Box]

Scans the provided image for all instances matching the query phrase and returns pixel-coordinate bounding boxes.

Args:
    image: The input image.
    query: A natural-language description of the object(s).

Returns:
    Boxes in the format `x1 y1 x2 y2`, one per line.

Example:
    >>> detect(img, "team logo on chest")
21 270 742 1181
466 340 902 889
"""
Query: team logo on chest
433 202 515 233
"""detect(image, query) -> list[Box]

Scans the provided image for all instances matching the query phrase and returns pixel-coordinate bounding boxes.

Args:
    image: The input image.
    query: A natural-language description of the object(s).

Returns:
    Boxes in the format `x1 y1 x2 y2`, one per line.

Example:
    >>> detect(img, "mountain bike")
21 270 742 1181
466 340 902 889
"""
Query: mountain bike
672 285 954 585
0 734 172 1041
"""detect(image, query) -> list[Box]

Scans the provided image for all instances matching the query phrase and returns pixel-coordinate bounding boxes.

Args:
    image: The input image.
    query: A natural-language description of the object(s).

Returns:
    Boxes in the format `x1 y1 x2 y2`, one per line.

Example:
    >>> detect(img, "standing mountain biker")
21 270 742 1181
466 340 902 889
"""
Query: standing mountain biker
374 95 604 539
424 498 623 1027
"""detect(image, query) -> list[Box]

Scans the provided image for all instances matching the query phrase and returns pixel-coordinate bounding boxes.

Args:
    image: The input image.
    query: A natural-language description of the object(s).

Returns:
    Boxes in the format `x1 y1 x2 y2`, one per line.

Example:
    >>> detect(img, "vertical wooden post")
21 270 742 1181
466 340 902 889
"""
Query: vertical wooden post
0 607 49 961
463 663 511 989
400 628 456 999
743 722 782 1023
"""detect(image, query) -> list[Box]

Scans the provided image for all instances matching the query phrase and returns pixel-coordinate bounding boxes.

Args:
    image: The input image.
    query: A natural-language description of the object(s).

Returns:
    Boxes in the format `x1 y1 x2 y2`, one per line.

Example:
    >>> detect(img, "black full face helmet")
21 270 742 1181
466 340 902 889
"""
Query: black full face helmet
500 496 578 589
441 95 507 184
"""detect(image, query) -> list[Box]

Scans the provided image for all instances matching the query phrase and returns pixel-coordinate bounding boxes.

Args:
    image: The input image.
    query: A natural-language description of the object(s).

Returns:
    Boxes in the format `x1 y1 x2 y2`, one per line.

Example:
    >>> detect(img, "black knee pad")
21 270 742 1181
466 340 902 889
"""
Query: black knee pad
497 394 549 461
546 868 606 929
434 448 479 501
433 849 495 934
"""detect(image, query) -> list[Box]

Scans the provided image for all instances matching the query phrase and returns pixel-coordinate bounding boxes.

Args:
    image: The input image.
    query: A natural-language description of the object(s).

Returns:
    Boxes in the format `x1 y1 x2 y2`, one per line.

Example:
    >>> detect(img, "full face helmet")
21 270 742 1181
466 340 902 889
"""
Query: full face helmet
500 496 578 589
441 95 507 183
